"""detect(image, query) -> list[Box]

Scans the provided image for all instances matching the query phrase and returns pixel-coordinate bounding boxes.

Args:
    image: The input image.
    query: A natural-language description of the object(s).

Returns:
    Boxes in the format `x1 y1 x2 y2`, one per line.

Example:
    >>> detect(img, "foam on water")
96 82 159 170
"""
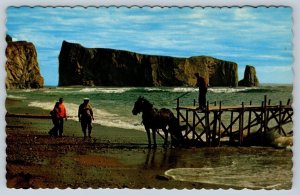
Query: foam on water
78 87 134 93
171 87 198 93
7 95 26 100
43 90 77 94
28 101 144 131
144 87 164 92
42 86 258 95
168 87 257 94
164 163 289 189
25 89 39 92
209 87 257 93
43 87 135 94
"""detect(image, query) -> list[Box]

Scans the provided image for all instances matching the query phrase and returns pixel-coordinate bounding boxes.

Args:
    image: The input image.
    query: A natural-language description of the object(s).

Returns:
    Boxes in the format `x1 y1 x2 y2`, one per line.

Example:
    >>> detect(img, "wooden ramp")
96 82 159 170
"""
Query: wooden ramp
175 95 293 146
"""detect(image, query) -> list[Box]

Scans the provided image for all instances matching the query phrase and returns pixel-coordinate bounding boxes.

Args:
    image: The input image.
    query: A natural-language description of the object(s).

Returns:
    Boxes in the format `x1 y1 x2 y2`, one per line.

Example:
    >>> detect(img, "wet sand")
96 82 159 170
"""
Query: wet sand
5 98 292 189
6 116 235 189
6 98 229 189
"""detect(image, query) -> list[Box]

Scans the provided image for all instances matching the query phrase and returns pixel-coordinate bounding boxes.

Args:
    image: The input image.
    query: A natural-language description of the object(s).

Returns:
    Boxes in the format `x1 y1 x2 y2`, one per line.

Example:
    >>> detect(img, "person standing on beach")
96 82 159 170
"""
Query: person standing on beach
195 73 208 109
78 98 94 139
49 102 60 137
57 97 67 137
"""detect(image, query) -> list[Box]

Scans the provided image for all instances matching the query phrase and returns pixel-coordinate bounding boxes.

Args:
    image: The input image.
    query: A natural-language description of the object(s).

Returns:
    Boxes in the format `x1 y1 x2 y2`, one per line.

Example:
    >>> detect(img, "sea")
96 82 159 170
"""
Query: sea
6 84 293 189
6 84 293 132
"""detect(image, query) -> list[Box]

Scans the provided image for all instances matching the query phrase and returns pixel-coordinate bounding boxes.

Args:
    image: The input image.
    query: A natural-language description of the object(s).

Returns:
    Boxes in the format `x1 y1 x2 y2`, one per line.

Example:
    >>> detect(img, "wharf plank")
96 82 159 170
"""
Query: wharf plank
177 104 292 112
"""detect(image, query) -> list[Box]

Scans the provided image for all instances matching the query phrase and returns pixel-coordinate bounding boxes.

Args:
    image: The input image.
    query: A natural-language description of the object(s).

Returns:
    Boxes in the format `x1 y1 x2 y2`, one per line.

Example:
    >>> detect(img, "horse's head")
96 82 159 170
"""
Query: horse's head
132 96 152 115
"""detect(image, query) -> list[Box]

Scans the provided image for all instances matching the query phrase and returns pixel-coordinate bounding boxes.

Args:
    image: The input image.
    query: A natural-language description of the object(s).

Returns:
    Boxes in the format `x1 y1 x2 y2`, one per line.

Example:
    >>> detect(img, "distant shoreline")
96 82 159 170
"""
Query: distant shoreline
39 83 293 88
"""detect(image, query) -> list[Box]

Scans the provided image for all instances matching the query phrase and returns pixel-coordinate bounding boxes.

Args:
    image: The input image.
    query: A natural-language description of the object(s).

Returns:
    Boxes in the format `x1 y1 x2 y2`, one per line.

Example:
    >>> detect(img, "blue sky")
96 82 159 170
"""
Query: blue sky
6 6 293 86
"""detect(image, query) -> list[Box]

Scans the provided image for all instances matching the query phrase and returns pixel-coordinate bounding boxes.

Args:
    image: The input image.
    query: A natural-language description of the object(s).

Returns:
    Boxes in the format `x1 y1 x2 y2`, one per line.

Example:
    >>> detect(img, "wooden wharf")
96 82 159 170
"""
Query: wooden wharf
175 95 293 146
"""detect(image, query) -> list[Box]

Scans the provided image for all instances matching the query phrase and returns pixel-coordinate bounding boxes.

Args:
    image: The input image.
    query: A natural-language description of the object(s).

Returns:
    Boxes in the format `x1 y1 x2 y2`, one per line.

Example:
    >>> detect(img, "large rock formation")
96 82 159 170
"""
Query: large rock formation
238 65 259 87
59 41 238 87
5 36 44 89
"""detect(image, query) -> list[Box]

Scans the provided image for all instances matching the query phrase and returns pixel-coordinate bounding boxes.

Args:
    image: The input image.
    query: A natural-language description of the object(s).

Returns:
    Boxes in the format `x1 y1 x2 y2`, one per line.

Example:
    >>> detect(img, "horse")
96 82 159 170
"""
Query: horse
132 96 183 148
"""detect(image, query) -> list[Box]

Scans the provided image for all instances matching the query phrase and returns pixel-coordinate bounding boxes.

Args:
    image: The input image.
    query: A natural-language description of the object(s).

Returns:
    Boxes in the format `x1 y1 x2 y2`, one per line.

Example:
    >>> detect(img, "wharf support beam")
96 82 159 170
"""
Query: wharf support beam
176 96 293 147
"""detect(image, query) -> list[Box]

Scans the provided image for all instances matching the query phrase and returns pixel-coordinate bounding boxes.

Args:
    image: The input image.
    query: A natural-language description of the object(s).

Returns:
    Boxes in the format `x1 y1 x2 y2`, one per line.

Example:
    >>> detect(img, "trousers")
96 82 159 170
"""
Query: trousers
81 117 92 137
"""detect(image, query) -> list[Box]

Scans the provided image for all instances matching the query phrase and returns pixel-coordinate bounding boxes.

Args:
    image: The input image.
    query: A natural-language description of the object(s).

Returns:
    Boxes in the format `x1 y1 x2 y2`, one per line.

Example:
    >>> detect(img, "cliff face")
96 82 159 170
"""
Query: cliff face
59 41 238 87
238 65 259 87
5 39 44 89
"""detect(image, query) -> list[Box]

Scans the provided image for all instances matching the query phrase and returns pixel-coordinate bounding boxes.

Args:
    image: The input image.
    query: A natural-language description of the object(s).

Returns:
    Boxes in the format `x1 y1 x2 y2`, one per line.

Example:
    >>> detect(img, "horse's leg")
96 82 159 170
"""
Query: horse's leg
152 129 157 148
162 128 168 148
145 127 151 148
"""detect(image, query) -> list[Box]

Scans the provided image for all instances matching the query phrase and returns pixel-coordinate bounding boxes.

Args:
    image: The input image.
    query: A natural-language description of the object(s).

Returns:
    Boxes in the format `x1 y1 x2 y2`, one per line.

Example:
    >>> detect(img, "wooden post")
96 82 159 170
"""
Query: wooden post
218 101 222 146
192 110 196 140
263 96 268 144
186 110 189 139
239 102 244 145
205 101 210 146
247 104 252 137
212 111 217 146
258 101 264 144
264 95 267 106
230 111 234 144
278 101 286 136
176 98 180 127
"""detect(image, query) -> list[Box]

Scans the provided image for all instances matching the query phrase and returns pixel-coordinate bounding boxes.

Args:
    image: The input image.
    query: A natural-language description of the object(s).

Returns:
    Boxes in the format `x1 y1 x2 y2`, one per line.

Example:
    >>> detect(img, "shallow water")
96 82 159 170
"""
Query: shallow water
6 85 293 132
142 147 292 189
105 147 292 189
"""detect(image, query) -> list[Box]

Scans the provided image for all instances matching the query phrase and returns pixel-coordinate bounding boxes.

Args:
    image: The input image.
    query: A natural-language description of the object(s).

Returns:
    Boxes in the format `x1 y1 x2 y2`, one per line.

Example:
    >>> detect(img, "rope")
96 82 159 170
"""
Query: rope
174 87 197 100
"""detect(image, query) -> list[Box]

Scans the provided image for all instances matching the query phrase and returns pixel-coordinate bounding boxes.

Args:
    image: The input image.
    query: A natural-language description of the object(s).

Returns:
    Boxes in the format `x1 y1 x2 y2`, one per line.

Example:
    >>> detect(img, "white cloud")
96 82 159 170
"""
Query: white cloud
257 65 292 73
234 8 257 20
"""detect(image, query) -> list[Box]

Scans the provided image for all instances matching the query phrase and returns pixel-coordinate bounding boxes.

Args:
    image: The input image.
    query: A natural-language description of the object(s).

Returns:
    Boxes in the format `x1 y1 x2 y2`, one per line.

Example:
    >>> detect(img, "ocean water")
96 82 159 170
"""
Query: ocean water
163 147 292 189
6 84 293 132
6 85 293 189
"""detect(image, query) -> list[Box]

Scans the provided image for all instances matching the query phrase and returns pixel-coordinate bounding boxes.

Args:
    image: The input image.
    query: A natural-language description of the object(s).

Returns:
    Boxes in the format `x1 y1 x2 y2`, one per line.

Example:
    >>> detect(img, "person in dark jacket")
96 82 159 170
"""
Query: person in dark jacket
195 73 208 109
48 102 60 137
78 98 94 139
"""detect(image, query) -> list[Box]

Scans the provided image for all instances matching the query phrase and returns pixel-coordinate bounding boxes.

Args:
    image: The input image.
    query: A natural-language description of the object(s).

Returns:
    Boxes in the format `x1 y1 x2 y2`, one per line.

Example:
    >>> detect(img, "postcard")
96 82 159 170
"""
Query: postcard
4 5 294 190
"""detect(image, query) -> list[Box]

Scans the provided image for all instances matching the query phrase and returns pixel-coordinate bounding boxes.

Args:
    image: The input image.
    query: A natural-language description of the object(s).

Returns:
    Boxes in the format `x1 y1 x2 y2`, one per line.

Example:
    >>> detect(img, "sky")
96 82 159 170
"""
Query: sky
6 6 293 86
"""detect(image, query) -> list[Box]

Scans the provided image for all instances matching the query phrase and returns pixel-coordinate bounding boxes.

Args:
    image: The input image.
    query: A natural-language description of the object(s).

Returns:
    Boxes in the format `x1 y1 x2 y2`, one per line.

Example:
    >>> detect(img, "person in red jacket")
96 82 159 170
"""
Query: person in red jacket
57 97 67 137
195 73 208 110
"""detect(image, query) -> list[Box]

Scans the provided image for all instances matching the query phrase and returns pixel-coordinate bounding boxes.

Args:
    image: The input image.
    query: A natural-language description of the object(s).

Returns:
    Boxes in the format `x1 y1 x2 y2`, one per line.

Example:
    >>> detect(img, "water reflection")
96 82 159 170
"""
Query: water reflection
143 148 179 169
141 147 292 189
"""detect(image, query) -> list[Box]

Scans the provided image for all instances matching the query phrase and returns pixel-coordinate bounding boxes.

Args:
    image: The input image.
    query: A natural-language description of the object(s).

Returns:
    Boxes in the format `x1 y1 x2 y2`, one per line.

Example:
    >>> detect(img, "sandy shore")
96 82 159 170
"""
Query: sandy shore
6 98 232 189
6 116 237 189
5 98 292 189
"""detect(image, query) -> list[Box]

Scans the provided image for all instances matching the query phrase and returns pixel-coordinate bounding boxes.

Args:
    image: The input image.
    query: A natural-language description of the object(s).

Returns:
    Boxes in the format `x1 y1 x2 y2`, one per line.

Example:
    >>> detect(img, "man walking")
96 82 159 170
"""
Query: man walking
78 98 94 139
195 73 208 109
48 102 60 137
57 97 67 137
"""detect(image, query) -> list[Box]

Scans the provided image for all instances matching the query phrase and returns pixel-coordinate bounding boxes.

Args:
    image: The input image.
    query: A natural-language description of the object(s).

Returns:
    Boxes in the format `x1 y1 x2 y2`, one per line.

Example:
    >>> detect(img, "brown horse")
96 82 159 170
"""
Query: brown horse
132 96 183 148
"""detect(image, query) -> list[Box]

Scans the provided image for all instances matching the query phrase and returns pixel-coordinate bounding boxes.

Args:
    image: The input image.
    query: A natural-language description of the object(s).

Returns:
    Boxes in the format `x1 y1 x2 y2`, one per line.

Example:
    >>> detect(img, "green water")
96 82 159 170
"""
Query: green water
6 84 293 131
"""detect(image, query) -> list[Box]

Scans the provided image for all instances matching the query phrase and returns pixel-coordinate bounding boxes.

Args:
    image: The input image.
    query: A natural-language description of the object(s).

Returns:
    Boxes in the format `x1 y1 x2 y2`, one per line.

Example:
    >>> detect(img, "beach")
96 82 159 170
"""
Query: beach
6 116 292 189
5 94 293 189
5 98 218 189
6 110 227 189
